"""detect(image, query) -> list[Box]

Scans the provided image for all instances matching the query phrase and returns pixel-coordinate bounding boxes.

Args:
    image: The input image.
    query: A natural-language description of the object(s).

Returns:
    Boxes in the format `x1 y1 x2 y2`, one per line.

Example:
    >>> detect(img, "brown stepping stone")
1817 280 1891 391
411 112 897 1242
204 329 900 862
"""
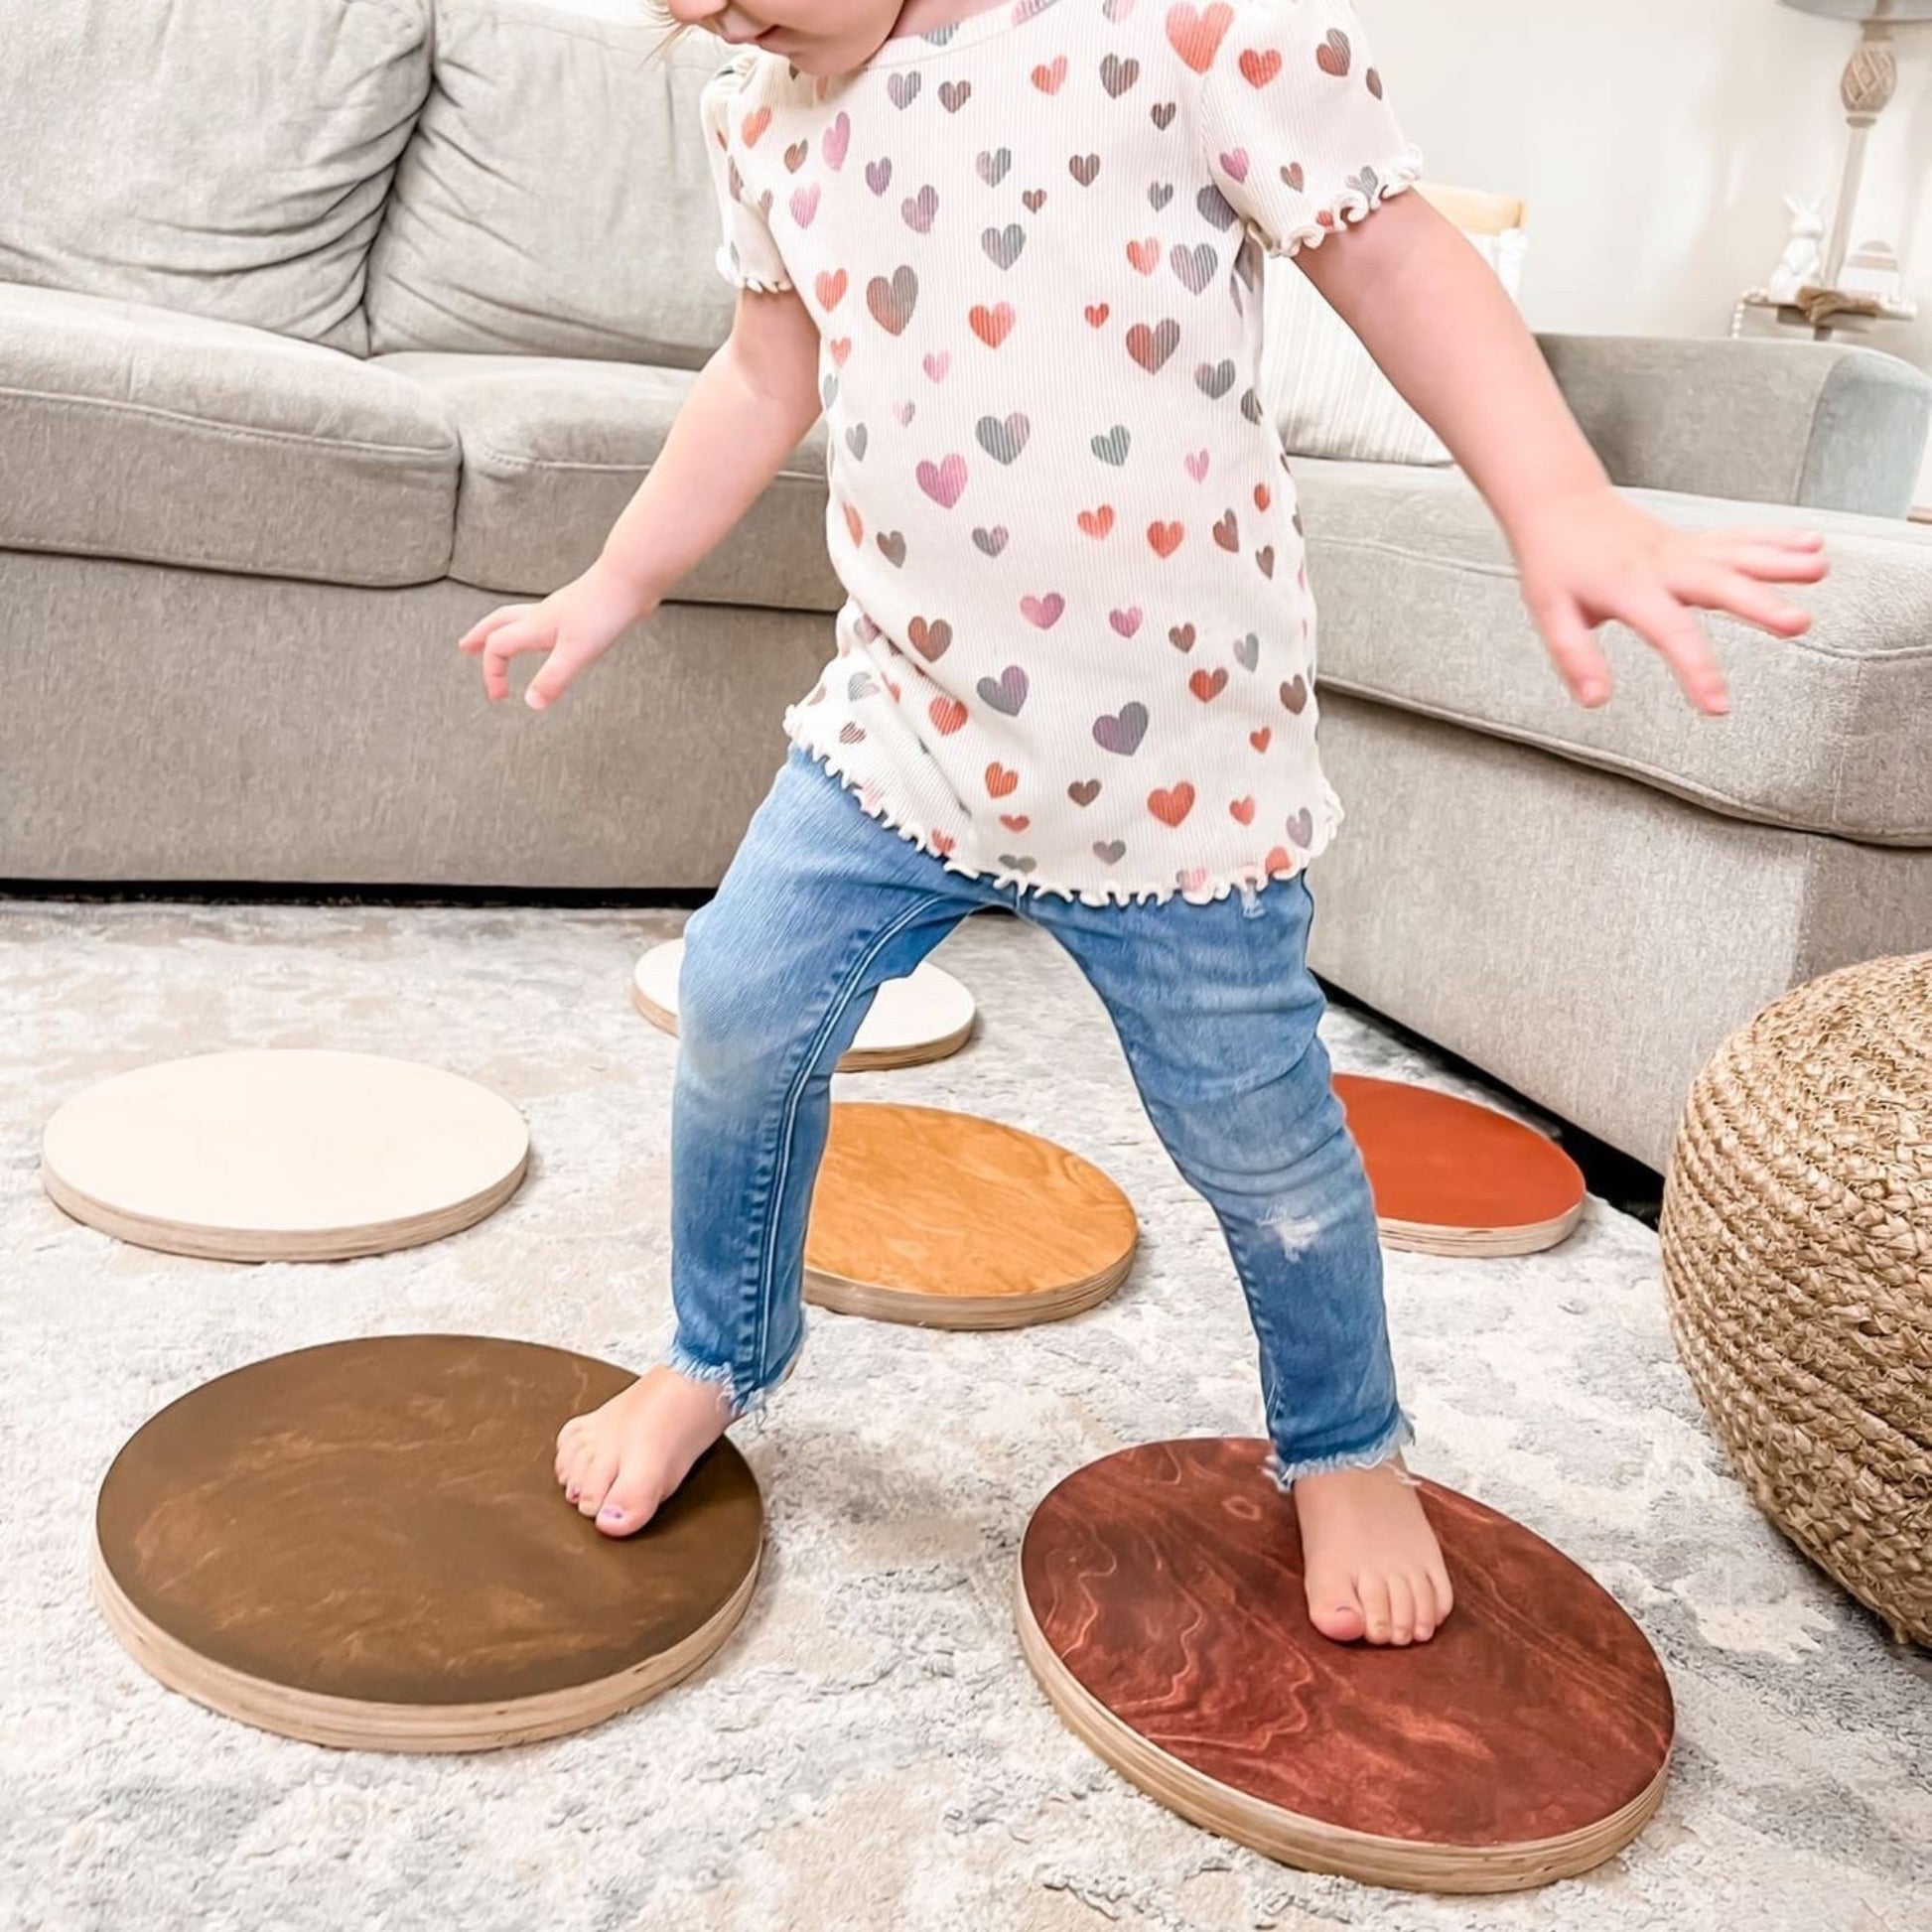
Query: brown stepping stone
94 1335 761 1752
1018 1438 1673 1893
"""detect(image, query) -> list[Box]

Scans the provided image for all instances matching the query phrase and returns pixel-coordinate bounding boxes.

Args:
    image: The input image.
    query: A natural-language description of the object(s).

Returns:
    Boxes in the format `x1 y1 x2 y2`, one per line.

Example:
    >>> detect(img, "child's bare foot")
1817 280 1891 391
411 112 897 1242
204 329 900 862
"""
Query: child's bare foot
554 1365 734 1537
1294 1457 1454 1646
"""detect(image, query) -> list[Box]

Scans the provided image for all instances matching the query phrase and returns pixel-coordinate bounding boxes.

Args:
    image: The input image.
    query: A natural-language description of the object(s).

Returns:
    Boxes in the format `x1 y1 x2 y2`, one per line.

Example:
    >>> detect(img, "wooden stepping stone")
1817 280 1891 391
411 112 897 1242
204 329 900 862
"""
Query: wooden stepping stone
632 938 976 1072
93 1335 762 1753
804 1102 1137 1329
1334 1073 1587 1258
42 1049 529 1262
1018 1438 1673 1894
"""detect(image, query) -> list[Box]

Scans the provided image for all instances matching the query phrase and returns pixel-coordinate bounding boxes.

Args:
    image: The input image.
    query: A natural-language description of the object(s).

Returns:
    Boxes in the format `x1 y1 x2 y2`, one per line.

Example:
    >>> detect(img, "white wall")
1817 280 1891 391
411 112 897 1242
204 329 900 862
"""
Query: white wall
1368 0 1932 501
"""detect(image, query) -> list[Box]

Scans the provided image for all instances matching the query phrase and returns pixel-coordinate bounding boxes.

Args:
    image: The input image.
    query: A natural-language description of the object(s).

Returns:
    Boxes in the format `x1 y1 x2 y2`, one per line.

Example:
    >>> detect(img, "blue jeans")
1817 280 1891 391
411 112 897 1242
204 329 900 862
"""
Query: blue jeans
668 746 1413 1485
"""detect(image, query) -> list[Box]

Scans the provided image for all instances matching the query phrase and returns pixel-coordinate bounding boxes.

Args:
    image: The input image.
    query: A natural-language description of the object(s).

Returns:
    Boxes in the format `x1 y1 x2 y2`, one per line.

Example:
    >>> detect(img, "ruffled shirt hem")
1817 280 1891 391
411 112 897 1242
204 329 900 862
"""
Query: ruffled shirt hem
786 716 1343 910
714 239 793 294
1266 145 1428 260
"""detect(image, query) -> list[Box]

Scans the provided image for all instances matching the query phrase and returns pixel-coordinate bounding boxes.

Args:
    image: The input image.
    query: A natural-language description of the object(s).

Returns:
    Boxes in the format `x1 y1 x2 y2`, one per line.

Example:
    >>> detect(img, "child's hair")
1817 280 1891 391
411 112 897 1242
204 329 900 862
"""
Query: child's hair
633 0 695 69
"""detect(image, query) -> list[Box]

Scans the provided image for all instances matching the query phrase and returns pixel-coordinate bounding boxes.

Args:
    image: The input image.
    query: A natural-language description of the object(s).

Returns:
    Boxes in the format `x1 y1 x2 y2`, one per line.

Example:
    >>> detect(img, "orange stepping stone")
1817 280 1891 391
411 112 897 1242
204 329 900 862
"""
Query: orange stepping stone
805 1102 1137 1329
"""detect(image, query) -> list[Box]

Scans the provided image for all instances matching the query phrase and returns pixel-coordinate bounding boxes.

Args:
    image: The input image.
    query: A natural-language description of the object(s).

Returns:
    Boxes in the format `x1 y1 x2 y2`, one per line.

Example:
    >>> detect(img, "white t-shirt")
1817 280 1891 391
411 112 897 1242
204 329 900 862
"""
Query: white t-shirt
703 0 1423 905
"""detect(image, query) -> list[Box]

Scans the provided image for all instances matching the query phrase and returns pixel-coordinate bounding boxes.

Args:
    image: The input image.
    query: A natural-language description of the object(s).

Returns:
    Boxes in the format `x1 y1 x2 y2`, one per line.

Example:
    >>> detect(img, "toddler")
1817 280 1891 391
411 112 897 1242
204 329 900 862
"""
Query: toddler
461 0 1827 1646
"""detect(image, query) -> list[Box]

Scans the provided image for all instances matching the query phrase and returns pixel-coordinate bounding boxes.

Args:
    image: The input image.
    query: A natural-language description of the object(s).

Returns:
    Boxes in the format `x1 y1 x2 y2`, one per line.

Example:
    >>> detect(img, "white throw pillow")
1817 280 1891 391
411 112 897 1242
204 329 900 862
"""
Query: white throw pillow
1261 219 1529 466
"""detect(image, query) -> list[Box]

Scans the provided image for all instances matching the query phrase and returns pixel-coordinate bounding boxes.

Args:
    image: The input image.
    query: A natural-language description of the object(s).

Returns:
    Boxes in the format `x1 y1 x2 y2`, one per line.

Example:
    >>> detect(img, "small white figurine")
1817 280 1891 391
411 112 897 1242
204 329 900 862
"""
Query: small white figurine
1766 195 1827 303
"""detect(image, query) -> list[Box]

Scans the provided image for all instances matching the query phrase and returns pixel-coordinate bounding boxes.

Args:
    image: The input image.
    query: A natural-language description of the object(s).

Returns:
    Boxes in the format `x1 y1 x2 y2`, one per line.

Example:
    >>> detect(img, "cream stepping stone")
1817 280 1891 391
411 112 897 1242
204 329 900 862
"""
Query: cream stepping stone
42 1048 528 1261
631 938 976 1072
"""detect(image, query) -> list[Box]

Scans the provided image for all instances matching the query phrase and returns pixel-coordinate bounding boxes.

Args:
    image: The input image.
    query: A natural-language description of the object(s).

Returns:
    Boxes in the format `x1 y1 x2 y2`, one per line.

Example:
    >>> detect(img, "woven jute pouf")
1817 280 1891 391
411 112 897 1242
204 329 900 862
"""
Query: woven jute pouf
1660 951 1931 1645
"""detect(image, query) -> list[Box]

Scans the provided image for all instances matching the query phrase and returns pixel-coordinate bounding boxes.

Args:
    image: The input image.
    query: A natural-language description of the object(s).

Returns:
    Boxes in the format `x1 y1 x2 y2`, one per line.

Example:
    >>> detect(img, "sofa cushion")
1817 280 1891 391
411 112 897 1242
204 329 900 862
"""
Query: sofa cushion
371 350 841 607
0 0 431 356
363 3 735 366
1296 457 1932 846
1540 335 1932 521
0 285 459 586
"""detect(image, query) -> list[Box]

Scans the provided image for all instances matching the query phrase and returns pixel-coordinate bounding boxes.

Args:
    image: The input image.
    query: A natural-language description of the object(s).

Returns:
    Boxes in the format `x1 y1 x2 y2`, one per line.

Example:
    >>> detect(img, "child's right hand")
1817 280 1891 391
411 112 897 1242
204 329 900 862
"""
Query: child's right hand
457 561 656 711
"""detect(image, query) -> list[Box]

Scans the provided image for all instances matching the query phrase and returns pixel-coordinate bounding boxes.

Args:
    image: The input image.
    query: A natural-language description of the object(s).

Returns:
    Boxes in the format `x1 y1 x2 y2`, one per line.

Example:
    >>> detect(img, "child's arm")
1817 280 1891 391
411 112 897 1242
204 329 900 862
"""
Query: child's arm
459 283 822 710
1295 192 1828 716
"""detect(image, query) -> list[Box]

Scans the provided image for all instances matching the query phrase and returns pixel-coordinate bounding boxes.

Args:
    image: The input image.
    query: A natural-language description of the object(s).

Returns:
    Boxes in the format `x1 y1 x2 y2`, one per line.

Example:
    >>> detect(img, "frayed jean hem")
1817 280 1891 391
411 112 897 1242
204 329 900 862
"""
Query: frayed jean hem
664 1340 797 1427
1264 1408 1416 1489
663 1343 762 1423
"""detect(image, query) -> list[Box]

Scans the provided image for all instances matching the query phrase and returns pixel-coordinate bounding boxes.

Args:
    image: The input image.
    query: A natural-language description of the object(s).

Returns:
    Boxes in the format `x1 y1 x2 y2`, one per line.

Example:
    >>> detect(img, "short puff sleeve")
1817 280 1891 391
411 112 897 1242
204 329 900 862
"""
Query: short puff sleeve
1195 0 1425 257
699 55 793 292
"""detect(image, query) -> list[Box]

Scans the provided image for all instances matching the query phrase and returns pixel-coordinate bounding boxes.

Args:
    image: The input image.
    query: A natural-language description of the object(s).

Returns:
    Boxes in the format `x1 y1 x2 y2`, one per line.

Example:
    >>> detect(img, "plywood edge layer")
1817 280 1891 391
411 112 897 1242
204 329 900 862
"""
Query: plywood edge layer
42 1155 530 1264
1375 1199 1585 1259
92 1534 759 1753
1012 1559 1668 1894
835 1015 979 1071
629 981 680 1037
804 1242 1135 1330
630 984 974 1072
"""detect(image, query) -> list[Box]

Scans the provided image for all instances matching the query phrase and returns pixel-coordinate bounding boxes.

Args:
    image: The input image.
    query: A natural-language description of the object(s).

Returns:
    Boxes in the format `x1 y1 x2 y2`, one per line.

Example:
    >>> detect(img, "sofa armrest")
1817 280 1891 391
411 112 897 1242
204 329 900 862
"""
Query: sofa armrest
1536 333 1931 519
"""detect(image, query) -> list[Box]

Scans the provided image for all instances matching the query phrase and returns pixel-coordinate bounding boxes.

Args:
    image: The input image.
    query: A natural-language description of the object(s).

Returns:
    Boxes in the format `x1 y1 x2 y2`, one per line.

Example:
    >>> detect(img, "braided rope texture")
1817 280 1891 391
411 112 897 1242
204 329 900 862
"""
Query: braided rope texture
1661 950 1931 1647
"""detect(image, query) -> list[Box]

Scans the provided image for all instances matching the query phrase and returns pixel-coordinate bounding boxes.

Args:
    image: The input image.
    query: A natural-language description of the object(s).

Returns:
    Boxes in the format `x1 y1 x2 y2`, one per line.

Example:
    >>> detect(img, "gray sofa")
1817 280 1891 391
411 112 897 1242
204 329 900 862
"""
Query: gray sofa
4 0 1929 1173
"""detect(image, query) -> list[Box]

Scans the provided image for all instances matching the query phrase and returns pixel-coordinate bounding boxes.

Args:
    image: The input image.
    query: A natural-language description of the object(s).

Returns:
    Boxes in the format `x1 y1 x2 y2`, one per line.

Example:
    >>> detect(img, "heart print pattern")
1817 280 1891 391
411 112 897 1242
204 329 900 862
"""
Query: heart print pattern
701 0 1423 905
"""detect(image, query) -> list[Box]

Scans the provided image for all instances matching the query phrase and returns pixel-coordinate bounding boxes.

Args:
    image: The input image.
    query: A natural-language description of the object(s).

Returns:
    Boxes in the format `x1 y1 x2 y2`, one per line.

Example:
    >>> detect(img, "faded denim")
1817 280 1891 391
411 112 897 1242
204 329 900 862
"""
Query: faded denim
667 746 1413 1484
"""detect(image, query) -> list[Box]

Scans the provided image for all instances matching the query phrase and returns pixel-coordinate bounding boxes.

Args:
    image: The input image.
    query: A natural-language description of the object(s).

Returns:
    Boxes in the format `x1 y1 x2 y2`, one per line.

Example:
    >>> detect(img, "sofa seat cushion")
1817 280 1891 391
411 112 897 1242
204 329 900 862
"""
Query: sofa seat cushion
0 0 431 356
0 285 459 587
372 351 841 610
1295 458 1932 846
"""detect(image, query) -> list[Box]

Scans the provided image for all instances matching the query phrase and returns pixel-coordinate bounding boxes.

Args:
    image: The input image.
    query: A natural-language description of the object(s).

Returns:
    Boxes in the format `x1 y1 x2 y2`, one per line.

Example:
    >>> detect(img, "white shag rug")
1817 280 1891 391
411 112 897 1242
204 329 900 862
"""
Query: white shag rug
1 900 1925 1932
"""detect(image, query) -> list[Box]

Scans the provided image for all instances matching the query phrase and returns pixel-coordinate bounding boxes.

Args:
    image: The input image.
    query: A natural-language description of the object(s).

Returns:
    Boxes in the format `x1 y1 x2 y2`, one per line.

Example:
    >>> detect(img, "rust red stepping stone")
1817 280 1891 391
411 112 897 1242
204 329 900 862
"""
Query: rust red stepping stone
1017 1438 1673 1893
1334 1073 1587 1257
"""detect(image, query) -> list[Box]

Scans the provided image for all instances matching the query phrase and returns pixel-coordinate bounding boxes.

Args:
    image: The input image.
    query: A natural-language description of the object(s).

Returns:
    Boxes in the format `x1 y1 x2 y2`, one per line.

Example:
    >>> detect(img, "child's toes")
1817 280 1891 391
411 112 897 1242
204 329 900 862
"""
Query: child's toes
595 1473 666 1539
1413 1573 1438 1643
1306 1574 1367 1642
573 1450 621 1518
1385 1575 1416 1647
1356 1574 1395 1646
1311 1599 1368 1643
555 1419 592 1483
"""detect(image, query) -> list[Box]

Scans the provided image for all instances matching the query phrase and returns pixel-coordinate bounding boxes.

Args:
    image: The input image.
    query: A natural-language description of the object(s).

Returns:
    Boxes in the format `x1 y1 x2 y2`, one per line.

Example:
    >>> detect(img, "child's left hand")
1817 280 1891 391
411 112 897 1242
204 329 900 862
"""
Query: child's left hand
1507 485 1830 716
